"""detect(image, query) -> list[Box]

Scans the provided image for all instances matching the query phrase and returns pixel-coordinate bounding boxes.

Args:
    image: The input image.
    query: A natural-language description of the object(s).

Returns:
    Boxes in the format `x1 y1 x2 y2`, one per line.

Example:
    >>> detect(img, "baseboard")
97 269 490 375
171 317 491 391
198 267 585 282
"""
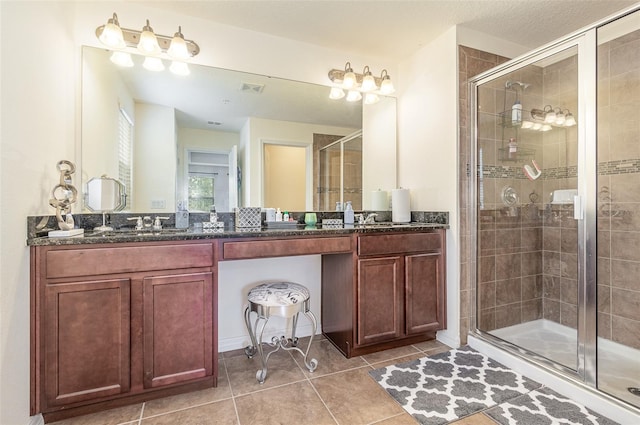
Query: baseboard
28 414 44 425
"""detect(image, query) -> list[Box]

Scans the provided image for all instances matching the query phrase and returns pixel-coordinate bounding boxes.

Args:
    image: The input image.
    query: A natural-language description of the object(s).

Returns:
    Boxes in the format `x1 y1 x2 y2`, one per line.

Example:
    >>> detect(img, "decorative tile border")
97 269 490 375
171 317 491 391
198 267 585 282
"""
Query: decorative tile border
479 159 640 180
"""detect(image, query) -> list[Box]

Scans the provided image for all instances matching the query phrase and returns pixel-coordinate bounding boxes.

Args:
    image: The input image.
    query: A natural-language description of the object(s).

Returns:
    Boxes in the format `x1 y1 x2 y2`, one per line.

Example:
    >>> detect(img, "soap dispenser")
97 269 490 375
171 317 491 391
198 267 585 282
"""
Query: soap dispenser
209 205 218 223
344 201 354 224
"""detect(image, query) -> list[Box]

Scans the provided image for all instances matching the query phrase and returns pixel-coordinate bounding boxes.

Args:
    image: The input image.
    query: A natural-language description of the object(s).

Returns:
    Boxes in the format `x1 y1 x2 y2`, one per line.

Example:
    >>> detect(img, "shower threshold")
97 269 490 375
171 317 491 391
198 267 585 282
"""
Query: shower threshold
491 319 640 407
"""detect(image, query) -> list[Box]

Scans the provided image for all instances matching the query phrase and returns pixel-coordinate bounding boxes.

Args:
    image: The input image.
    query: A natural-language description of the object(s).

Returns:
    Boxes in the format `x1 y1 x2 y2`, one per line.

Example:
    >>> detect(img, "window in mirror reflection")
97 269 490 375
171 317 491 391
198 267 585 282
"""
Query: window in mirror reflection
118 108 133 210
186 150 230 212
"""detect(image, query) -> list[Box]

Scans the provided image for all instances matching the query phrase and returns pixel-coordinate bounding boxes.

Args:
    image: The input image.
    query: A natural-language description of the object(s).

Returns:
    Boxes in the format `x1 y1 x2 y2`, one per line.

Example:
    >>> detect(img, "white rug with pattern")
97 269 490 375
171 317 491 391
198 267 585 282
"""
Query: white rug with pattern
369 346 617 425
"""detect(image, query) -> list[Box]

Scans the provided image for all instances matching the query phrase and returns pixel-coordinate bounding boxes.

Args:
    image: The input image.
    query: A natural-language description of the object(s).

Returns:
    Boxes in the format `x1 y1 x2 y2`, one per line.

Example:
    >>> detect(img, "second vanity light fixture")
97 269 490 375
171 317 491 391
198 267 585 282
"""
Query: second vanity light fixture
328 62 395 104
96 13 200 76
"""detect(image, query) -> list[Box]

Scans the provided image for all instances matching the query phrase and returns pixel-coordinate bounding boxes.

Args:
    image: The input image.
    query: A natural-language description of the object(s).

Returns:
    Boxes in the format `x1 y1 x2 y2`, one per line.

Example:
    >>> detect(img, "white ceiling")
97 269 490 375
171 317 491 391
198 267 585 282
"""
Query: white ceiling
108 1 637 132
136 0 637 61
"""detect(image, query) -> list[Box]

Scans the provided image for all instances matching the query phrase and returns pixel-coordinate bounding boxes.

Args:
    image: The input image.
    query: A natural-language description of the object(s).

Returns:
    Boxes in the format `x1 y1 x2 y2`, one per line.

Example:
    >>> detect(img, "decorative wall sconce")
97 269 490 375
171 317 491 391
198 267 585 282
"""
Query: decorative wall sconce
96 13 200 76
328 62 395 103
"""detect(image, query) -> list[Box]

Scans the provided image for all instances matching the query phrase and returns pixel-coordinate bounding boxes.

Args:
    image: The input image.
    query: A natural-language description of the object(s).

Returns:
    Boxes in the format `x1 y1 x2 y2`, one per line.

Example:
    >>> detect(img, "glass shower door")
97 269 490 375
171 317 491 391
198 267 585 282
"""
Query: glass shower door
474 43 581 372
596 10 640 408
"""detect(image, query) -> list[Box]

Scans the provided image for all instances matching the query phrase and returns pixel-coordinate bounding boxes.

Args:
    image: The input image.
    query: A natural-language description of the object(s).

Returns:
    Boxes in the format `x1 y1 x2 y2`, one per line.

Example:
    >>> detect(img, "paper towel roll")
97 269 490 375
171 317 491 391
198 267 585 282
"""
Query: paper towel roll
371 190 389 211
392 188 411 223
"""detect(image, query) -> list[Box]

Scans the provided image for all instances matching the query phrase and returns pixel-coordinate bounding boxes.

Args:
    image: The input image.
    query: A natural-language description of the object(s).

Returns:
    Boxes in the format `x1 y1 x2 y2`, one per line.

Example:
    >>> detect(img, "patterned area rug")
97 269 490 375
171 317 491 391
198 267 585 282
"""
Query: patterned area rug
485 387 618 425
369 346 541 424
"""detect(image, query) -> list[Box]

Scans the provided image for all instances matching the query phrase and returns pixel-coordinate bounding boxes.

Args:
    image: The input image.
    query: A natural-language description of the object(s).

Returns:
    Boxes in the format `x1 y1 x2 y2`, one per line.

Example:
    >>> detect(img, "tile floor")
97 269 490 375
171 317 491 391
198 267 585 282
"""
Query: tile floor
45 337 559 425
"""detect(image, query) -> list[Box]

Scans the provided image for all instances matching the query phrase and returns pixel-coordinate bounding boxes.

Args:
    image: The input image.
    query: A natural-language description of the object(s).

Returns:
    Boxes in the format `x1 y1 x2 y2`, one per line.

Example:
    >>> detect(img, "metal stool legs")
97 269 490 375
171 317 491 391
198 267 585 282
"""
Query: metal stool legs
244 306 319 384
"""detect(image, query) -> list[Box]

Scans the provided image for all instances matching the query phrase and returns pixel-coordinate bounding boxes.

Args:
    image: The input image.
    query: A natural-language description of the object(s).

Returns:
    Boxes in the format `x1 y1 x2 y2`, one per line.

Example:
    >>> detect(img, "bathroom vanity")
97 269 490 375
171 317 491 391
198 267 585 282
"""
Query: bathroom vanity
29 224 446 421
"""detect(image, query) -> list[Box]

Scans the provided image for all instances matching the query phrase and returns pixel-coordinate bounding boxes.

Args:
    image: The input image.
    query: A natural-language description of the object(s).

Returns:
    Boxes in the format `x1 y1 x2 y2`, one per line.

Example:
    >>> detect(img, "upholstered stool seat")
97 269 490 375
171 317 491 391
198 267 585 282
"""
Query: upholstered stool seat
244 281 318 383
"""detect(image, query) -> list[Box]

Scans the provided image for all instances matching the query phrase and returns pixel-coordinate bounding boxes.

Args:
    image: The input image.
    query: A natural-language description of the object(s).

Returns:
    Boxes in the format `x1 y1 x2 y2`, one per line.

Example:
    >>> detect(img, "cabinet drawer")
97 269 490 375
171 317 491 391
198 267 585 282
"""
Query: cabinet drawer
358 232 442 256
46 243 213 279
222 237 352 260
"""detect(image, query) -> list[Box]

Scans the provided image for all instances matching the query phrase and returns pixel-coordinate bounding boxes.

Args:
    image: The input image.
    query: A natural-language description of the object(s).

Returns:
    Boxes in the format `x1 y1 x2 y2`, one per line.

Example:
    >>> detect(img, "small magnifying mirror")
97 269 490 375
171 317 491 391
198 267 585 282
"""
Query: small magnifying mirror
85 175 127 231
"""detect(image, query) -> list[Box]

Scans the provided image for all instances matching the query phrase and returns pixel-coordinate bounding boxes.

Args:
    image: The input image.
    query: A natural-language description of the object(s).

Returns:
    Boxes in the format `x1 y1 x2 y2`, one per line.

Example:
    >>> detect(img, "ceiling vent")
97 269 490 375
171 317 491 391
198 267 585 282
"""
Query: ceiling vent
240 82 265 94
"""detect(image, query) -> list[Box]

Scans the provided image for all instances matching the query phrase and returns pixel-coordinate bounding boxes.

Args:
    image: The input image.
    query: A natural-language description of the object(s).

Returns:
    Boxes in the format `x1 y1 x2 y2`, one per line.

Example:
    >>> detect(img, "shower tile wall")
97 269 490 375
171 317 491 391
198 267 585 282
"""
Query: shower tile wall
597 29 640 350
459 46 509 343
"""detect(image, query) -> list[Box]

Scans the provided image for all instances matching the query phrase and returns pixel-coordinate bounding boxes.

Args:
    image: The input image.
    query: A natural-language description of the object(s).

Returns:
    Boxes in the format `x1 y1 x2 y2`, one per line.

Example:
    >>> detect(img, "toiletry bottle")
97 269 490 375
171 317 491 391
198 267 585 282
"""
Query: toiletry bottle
344 201 354 224
210 205 217 223
275 208 282 222
512 100 522 126
508 138 518 159
283 211 290 221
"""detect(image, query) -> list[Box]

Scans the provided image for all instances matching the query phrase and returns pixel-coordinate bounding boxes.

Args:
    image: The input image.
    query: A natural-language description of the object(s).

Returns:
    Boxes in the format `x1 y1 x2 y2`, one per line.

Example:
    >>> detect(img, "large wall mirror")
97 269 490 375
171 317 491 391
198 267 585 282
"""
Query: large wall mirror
81 46 397 213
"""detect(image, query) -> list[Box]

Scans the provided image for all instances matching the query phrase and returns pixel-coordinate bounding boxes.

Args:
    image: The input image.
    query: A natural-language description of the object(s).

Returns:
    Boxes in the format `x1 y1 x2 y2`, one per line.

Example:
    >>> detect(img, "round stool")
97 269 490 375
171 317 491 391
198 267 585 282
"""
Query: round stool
244 281 319 383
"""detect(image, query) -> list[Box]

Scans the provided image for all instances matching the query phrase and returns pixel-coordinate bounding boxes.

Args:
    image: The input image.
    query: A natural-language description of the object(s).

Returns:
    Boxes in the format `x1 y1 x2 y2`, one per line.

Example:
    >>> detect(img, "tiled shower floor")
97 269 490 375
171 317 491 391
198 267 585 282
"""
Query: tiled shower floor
491 318 640 408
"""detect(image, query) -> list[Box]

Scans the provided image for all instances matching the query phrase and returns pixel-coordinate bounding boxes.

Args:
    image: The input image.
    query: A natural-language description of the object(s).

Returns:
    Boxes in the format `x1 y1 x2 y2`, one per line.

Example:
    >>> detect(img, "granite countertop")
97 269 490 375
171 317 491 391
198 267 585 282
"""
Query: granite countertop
27 222 449 246
27 211 449 246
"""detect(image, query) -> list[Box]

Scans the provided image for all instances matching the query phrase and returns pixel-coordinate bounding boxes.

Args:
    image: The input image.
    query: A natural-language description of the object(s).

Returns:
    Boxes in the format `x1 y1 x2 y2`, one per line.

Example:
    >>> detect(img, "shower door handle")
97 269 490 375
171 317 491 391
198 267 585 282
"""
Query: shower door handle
574 195 584 220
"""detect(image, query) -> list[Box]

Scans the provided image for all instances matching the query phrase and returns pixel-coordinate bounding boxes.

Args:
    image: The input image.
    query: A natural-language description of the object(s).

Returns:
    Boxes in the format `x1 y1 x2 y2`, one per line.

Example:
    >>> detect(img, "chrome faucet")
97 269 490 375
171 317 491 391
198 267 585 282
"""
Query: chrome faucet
127 216 144 231
153 216 170 231
358 213 378 224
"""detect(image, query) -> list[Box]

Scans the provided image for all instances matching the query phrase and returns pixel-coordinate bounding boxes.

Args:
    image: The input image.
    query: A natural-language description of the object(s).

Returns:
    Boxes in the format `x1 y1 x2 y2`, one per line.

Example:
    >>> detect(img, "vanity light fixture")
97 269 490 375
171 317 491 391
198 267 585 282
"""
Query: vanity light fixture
110 51 134 67
379 69 395 95
137 20 162 55
98 13 126 49
95 12 200 76
364 93 380 105
346 90 362 102
360 66 377 92
342 62 357 89
143 56 165 72
564 110 577 127
543 105 556 124
327 62 395 103
329 87 346 100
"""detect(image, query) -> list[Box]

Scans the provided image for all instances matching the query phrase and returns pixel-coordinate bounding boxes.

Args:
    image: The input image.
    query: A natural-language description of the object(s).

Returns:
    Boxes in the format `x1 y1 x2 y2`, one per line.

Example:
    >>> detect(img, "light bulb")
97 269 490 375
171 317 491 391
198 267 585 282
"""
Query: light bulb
167 27 190 60
555 110 565 125
98 13 125 49
361 66 377 92
329 87 345 100
170 61 190 76
544 106 556 124
379 70 395 95
364 93 379 105
346 90 362 102
110 51 133 67
343 70 357 89
521 121 533 129
143 56 164 72
541 124 552 132
138 20 161 55
532 123 542 130
565 113 576 127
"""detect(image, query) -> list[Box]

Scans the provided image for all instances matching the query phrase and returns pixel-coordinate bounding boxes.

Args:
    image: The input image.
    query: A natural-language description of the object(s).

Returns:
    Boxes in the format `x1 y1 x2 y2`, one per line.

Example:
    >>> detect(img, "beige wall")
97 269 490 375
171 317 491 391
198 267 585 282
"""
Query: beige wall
263 144 306 211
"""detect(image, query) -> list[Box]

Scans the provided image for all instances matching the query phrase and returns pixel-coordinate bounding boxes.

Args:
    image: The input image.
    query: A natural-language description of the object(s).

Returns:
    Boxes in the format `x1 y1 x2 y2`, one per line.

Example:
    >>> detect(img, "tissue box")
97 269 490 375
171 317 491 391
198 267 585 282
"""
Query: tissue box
203 221 224 229
235 207 261 228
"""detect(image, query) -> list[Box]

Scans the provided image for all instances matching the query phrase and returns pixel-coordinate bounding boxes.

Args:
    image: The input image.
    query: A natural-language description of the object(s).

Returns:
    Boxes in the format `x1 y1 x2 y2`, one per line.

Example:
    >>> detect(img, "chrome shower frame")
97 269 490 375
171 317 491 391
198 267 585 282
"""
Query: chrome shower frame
467 2 640 413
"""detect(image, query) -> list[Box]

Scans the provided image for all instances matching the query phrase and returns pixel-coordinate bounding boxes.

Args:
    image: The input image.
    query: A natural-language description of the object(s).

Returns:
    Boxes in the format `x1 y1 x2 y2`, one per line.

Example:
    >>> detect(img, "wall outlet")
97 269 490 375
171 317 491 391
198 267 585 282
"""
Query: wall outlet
151 199 166 209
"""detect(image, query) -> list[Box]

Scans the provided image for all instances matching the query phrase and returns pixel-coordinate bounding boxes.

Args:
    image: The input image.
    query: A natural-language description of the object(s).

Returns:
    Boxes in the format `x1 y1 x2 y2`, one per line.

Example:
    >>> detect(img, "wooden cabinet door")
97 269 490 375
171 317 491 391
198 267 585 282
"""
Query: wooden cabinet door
356 257 403 345
405 253 446 335
143 272 213 388
44 279 131 407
